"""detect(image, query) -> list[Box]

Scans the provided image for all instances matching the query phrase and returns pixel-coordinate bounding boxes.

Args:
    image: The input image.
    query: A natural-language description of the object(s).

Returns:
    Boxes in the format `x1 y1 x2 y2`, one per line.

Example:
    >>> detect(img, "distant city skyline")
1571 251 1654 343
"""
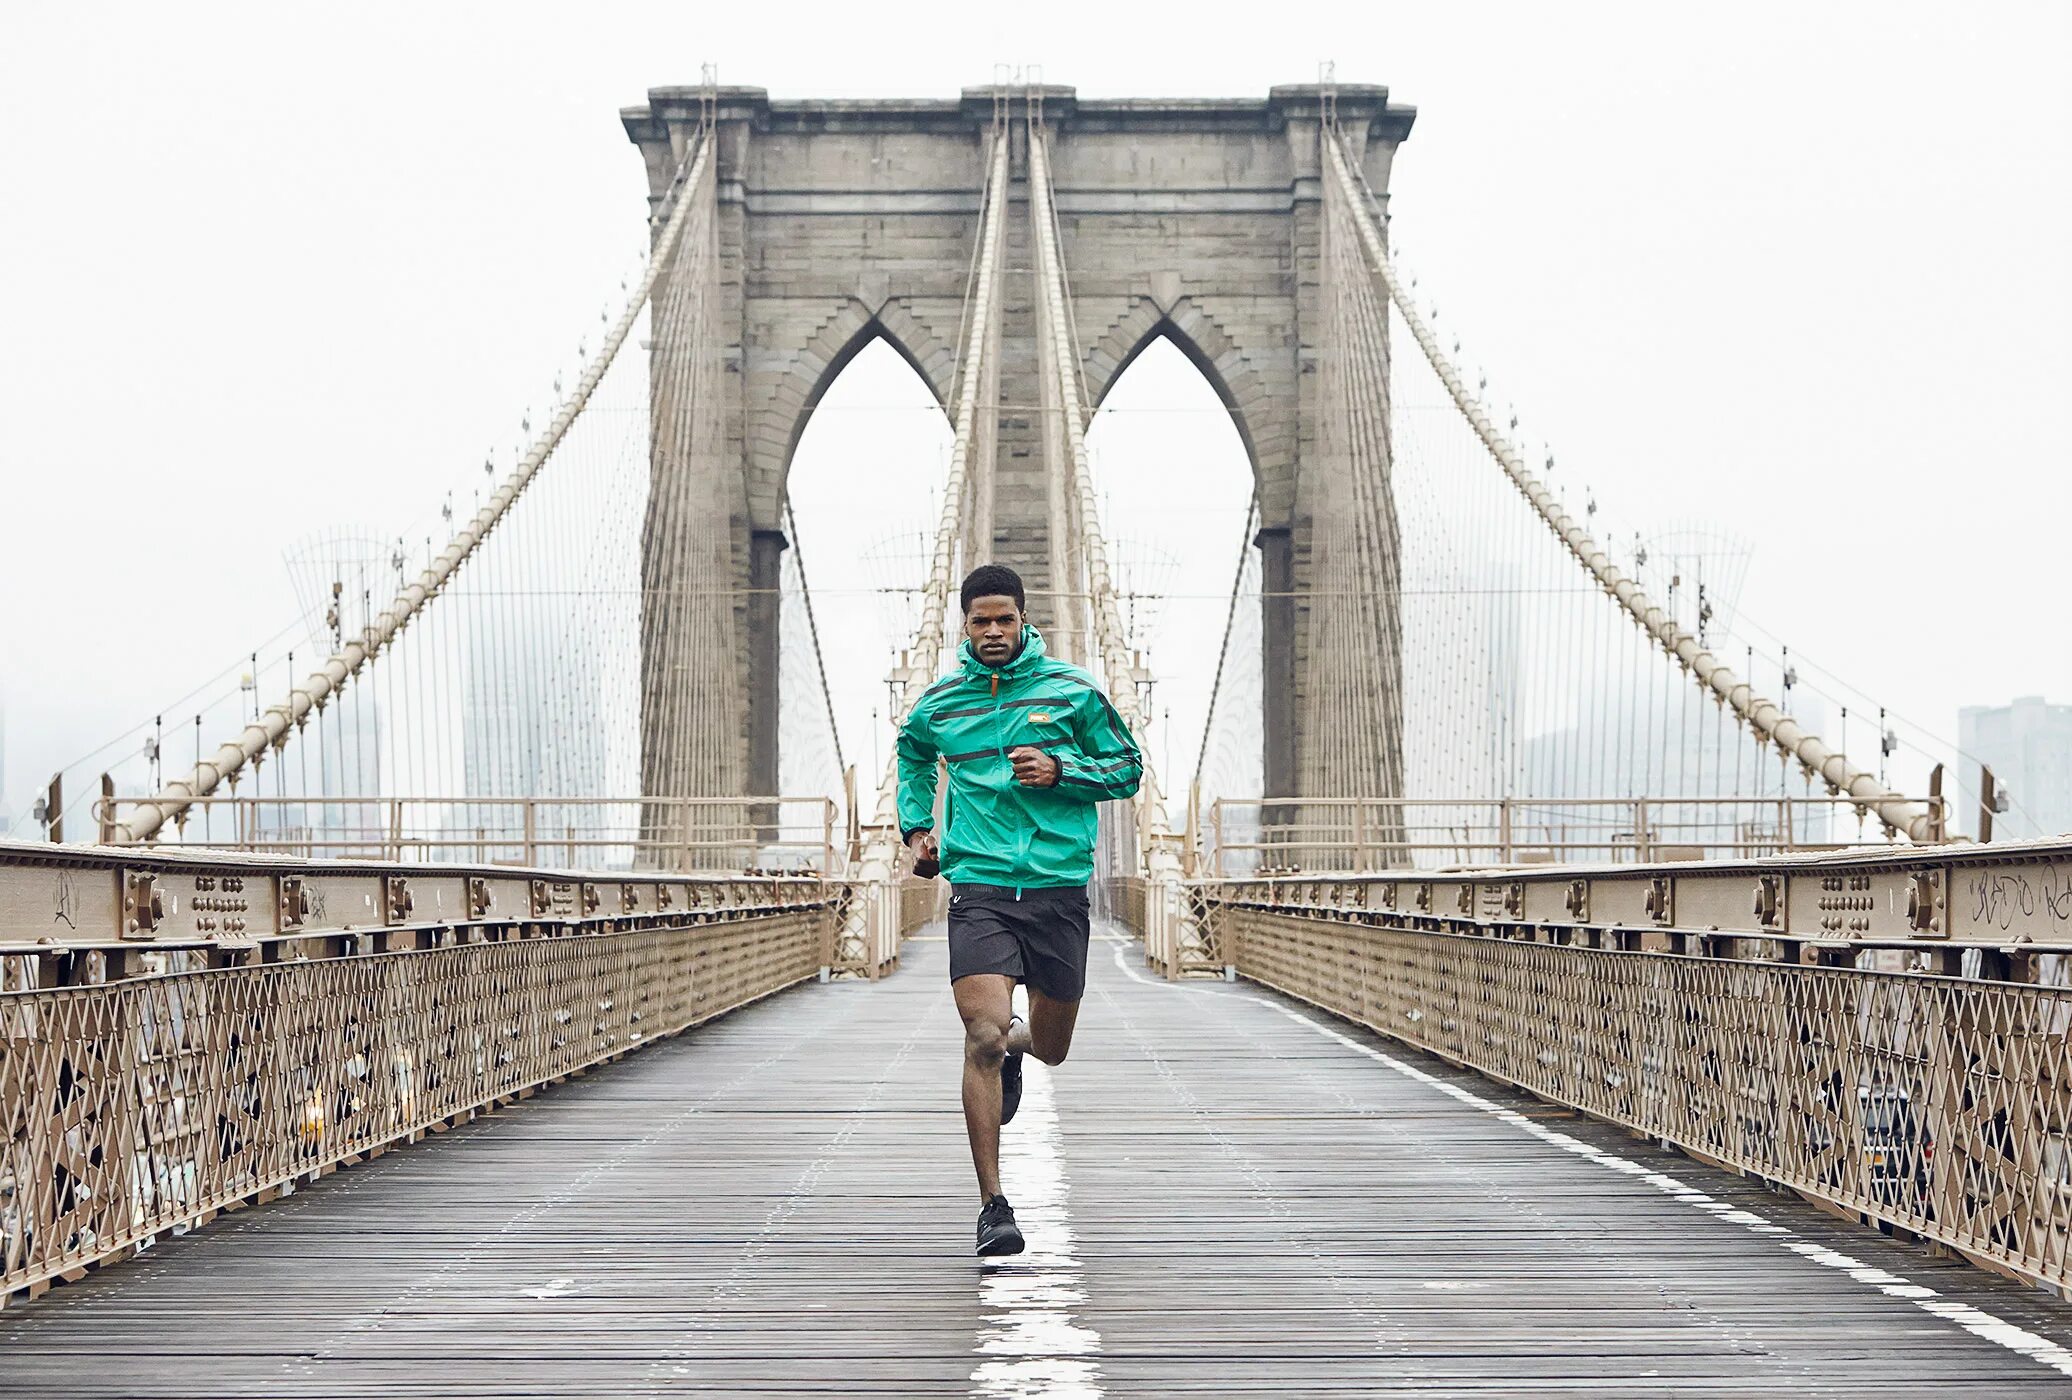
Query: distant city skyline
1958 696 2072 841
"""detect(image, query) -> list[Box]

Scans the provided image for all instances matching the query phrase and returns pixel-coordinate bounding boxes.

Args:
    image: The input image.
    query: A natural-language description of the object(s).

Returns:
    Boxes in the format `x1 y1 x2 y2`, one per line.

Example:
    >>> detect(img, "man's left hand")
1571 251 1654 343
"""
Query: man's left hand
1008 746 1060 788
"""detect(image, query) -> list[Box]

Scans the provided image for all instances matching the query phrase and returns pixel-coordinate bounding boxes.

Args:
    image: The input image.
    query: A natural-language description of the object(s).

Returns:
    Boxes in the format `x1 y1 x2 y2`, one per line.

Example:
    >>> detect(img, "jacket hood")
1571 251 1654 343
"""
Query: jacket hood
958 624 1046 680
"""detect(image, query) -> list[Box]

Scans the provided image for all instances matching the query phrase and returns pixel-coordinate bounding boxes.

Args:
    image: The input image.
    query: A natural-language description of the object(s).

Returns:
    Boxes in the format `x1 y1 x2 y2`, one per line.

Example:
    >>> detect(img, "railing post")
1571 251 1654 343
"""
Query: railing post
1149 880 1169 977
843 767 860 868
879 880 897 979
1213 800 1225 878
1499 797 1513 864
522 799 537 865
1184 779 1200 878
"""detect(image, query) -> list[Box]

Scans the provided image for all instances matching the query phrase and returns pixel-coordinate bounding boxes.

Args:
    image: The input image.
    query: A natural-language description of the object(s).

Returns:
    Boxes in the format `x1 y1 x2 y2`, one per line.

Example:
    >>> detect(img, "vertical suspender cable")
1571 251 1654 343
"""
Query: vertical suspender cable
1027 120 1181 874
836 123 1011 913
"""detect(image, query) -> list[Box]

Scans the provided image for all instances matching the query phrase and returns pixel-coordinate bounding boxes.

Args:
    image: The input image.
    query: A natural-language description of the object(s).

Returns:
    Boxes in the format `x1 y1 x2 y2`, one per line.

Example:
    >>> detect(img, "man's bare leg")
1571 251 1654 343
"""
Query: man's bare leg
954 973 1015 1201
1005 987 1082 1066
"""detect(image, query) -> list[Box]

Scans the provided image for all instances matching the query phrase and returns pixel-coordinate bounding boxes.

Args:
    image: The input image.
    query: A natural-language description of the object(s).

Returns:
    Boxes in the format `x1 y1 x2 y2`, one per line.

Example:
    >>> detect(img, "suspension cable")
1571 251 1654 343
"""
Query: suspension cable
112 132 719 845
1322 127 1935 843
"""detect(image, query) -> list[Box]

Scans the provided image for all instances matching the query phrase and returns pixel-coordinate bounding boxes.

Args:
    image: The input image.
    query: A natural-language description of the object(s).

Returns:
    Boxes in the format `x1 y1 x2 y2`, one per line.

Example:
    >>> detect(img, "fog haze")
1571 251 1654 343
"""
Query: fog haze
3 1 2066 819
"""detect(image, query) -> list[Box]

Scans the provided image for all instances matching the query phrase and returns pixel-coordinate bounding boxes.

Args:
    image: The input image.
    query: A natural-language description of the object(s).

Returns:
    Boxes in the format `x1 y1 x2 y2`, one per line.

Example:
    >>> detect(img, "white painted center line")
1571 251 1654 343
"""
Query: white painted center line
1102 934 2072 1380
971 1060 1103 1400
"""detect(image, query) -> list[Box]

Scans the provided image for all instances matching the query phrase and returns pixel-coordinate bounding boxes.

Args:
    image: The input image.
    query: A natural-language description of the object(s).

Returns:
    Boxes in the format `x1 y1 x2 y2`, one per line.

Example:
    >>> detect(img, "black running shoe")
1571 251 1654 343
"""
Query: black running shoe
1000 1016 1025 1127
976 1194 1025 1257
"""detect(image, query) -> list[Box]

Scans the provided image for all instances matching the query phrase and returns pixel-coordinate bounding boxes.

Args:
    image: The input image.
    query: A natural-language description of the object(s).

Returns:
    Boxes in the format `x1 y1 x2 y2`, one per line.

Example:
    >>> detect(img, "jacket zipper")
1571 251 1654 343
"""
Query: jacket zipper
993 664 1033 895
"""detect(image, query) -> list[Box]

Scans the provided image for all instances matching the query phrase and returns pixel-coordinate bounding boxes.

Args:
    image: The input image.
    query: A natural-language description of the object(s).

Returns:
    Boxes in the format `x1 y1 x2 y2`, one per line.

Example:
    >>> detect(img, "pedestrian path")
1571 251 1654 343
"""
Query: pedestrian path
7 927 2072 1396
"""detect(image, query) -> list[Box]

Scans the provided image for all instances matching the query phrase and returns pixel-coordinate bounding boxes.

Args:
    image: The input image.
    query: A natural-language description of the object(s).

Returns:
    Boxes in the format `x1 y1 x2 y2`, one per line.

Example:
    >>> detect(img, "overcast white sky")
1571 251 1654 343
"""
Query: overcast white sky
3 1 2068 822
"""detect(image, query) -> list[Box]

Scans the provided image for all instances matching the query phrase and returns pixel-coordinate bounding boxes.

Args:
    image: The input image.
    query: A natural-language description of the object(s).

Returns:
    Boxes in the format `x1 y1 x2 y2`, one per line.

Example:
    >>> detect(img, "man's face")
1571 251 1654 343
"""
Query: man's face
964 595 1023 666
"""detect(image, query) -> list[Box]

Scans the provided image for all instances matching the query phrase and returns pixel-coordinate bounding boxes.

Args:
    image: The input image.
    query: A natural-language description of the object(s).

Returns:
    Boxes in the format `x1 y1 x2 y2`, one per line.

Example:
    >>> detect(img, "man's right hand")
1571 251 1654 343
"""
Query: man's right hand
906 829 940 878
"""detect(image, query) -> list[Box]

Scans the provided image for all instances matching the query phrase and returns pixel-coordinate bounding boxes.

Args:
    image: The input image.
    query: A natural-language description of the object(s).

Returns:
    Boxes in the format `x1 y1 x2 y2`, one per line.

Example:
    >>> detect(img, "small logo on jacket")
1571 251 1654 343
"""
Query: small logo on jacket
1029 710 1054 724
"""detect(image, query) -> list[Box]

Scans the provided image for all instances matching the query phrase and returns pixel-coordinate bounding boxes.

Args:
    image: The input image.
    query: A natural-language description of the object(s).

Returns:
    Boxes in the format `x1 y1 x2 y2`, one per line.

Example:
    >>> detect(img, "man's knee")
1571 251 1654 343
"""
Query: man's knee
964 1018 1008 1070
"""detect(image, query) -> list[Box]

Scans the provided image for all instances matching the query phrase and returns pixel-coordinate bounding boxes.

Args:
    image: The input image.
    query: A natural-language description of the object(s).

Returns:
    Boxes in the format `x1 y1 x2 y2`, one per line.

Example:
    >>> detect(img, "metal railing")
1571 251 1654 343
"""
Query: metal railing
1189 837 2072 1292
824 874 946 982
1202 795 1949 876
93 794 842 875
902 876 946 935
0 840 839 1303
1105 874 1204 979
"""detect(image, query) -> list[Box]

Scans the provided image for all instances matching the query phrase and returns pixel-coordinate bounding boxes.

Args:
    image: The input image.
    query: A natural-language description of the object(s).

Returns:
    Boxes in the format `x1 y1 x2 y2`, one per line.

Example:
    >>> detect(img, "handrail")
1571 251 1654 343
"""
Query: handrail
96 793 841 873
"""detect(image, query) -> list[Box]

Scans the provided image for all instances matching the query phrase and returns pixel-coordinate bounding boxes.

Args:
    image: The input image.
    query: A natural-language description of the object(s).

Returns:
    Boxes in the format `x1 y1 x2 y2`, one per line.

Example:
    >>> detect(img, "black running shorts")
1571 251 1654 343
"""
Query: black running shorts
947 883 1092 1002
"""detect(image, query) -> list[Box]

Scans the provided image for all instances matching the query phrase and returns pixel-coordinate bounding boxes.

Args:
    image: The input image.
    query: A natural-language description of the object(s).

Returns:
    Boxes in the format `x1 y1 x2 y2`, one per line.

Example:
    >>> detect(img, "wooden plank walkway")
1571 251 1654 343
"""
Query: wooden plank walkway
7 926 2072 1396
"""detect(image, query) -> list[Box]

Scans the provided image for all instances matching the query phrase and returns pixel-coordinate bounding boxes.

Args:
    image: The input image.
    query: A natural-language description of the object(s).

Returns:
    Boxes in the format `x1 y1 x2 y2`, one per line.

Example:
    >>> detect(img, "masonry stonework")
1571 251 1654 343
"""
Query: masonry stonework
622 83 1414 803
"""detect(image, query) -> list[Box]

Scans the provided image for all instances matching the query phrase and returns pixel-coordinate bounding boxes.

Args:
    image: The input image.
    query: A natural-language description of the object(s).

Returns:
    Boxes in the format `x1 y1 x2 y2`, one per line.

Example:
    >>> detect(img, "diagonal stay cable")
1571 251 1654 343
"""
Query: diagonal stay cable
784 497 846 778
1195 497 1261 789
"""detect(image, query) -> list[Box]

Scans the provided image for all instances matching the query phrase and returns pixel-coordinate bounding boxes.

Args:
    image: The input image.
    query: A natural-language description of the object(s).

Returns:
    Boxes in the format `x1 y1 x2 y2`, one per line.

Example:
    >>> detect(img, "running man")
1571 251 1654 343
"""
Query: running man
897 563 1143 1256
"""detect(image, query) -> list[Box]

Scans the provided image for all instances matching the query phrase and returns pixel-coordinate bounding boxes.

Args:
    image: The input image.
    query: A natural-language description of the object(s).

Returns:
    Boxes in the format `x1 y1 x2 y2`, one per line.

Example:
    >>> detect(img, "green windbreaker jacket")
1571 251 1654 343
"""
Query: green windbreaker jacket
896 626 1143 889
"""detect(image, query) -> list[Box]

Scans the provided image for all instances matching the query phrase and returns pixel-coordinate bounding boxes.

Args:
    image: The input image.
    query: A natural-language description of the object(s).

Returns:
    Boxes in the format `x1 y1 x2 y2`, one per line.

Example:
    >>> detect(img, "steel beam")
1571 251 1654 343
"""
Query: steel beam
1196 834 2072 955
0 837 835 959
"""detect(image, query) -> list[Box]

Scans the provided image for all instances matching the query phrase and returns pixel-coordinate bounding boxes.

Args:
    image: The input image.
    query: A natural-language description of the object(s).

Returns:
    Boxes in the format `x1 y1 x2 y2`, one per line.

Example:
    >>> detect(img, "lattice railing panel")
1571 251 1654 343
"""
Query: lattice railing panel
1220 905 2072 1289
0 906 828 1302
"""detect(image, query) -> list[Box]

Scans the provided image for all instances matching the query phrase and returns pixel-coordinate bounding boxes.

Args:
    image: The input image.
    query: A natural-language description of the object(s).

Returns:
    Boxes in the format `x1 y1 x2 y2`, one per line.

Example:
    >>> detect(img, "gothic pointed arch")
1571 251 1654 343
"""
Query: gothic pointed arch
745 294 960 531
1079 294 1294 525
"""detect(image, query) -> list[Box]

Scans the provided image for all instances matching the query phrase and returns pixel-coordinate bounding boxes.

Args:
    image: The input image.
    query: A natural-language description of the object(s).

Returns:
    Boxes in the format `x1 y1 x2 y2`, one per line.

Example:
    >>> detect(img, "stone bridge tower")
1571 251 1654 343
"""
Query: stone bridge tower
622 83 1416 804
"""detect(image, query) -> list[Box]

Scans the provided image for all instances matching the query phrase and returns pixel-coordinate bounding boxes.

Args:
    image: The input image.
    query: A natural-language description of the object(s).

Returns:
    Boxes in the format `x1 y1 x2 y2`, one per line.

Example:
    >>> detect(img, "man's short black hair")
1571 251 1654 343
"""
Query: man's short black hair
960 563 1026 615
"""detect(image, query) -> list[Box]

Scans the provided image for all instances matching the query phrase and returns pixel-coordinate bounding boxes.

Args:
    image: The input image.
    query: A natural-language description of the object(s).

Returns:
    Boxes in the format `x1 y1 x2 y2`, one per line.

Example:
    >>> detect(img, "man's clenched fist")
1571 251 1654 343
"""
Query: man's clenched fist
1008 746 1060 788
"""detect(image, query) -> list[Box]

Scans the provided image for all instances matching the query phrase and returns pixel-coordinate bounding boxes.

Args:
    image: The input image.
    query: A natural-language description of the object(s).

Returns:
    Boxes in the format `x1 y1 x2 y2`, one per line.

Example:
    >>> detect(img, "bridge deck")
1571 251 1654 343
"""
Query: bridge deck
8 928 2072 1397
